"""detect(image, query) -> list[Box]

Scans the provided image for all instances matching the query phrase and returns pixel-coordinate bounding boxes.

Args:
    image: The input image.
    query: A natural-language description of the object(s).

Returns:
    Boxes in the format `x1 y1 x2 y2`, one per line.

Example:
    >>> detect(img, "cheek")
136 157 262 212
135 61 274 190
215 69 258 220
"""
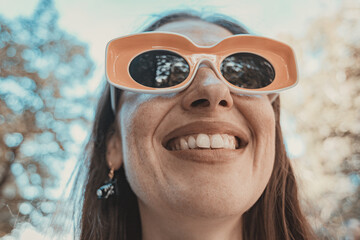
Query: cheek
117 95 153 161
236 97 276 179
117 98 158 203
241 98 276 208
117 92 179 136
239 97 275 143
117 93 179 201
253 100 276 183
251 103 275 135
118 93 160 165
118 93 157 132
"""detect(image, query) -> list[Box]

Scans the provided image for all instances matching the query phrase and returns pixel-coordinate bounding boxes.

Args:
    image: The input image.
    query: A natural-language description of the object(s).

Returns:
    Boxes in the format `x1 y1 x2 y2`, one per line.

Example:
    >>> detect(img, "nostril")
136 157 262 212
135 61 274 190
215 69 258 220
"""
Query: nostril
191 99 210 107
190 99 229 108
219 100 228 107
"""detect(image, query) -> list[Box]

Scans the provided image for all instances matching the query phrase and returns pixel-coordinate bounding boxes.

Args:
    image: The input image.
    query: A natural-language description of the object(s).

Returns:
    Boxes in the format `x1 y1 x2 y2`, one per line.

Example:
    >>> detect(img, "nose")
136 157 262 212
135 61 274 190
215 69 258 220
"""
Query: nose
181 64 233 112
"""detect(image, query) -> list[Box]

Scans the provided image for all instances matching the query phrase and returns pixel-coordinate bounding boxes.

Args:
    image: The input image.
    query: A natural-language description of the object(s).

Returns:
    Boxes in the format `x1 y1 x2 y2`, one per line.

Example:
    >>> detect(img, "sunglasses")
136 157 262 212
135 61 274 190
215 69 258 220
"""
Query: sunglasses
106 32 298 112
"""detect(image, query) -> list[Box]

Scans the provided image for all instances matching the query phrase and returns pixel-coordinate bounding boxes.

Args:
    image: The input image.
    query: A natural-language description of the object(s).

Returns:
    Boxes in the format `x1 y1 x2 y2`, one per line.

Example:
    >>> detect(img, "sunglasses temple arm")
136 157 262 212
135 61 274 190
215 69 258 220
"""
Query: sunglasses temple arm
110 85 117 114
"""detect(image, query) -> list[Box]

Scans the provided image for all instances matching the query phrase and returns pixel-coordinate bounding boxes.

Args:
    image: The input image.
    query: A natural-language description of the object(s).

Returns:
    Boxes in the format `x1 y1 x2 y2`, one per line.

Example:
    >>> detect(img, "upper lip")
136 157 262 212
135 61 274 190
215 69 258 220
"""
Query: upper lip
161 121 250 148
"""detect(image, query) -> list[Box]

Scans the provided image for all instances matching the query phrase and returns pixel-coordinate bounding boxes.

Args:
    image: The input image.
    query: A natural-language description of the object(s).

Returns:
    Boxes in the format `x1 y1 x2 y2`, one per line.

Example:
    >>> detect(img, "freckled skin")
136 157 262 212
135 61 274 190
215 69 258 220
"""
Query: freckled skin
109 20 276 240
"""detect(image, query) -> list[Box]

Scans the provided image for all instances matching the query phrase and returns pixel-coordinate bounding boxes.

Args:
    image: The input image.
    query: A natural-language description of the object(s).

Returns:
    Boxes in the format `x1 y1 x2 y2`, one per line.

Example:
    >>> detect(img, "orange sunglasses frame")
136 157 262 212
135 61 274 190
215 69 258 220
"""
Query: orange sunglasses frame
106 32 298 112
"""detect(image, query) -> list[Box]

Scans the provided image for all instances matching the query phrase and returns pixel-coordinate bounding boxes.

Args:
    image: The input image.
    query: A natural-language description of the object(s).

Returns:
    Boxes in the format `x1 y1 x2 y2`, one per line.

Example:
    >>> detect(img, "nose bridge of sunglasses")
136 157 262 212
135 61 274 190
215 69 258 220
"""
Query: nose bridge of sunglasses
189 56 224 82
189 54 221 75
189 53 217 64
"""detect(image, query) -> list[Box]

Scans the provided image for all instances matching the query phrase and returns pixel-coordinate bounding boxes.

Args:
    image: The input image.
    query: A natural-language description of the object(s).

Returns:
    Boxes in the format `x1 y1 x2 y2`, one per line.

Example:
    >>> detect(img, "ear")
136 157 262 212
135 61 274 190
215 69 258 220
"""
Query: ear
267 93 279 103
106 132 123 170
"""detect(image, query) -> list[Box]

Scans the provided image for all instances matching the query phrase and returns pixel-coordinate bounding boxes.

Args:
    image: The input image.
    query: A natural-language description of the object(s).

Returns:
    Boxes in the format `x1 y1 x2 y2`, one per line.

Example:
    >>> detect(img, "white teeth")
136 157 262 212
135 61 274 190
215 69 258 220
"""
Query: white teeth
210 134 224 148
188 136 196 149
222 134 230 148
168 133 240 150
180 138 189 150
196 134 210 148
225 134 236 149
228 137 234 149
230 138 236 149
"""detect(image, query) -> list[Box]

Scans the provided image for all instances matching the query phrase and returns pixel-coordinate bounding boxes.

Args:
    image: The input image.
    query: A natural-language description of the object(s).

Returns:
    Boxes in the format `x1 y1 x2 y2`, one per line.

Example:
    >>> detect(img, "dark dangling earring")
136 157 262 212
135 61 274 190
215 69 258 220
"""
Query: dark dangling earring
96 167 118 199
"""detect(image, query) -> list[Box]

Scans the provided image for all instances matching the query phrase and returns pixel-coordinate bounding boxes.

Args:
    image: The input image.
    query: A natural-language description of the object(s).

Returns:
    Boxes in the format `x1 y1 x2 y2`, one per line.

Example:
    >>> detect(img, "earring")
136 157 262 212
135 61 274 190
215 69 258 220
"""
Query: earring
96 167 118 199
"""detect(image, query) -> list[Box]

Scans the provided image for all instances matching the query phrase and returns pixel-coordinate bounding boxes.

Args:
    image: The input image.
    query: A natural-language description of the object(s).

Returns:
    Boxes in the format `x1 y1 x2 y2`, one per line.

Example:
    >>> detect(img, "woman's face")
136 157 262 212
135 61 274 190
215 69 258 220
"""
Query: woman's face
113 20 276 218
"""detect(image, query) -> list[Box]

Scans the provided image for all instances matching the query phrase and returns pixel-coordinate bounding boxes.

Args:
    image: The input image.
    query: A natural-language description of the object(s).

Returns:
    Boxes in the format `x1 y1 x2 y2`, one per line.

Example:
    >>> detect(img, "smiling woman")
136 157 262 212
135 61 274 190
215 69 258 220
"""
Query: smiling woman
76 10 316 240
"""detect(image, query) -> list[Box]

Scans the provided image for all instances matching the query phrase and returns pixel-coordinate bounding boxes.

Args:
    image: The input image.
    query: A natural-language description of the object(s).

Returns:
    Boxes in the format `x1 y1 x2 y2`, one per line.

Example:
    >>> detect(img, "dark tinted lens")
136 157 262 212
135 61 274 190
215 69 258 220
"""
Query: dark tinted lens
220 53 275 89
129 50 190 88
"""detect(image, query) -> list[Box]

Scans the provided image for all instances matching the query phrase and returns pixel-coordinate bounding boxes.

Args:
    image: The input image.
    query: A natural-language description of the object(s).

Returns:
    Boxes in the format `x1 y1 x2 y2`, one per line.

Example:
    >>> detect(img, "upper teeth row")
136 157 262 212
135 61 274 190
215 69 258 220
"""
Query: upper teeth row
168 134 238 151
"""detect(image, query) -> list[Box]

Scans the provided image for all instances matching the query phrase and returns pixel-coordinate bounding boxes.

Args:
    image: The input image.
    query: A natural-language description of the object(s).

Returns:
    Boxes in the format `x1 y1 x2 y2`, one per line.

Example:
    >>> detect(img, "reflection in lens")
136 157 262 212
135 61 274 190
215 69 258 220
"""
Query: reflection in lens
129 50 190 88
220 53 275 89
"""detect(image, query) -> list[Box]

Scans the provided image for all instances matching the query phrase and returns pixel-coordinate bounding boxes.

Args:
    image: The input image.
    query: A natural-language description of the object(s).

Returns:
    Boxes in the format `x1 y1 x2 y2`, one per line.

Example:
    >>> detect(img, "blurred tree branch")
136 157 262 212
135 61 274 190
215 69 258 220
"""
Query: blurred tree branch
282 0 360 238
0 0 94 236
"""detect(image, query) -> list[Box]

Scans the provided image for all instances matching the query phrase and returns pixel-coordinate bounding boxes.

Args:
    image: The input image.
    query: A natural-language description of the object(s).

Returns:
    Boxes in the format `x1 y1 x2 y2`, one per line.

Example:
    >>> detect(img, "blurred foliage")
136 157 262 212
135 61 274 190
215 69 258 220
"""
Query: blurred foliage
0 0 94 237
282 0 360 239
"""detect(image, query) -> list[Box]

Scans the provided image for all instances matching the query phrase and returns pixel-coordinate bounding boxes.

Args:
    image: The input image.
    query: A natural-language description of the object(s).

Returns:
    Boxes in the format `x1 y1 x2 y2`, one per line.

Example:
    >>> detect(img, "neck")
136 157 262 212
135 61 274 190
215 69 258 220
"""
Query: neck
138 200 243 240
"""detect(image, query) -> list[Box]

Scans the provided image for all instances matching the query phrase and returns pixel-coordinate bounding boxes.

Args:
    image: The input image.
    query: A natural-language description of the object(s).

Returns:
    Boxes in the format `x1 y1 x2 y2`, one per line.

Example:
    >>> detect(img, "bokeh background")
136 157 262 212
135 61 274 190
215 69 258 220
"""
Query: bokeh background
0 0 359 239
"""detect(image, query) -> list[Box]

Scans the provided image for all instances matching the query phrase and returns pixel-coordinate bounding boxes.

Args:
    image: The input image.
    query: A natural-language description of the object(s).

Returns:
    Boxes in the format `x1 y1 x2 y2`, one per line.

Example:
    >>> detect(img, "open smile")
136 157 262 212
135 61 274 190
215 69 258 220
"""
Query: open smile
166 133 248 150
162 121 250 152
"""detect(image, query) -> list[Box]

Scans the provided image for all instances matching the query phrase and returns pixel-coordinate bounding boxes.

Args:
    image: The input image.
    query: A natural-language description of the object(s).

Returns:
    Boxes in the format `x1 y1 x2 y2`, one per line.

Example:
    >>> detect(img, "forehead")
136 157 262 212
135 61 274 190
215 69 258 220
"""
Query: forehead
155 19 233 46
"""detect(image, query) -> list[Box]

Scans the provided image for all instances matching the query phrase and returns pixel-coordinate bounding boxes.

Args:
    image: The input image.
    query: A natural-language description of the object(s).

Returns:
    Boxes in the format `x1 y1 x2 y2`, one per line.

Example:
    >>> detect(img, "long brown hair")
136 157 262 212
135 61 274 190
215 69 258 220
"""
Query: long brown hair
77 10 317 240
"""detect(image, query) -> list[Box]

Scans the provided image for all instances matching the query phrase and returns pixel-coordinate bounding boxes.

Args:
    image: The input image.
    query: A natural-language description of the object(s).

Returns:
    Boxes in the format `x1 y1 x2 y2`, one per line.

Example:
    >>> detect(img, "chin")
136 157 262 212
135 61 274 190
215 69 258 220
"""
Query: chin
170 189 258 219
161 170 264 219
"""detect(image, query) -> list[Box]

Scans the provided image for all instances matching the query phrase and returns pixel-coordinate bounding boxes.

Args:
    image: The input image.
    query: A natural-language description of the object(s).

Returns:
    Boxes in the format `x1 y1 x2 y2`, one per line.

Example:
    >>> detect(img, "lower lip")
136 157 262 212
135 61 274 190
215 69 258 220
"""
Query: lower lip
167 147 247 165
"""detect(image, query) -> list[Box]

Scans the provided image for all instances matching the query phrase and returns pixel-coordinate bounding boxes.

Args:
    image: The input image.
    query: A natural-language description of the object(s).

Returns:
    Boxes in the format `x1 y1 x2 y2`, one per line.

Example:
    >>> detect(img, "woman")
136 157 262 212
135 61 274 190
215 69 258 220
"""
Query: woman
77 10 316 240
